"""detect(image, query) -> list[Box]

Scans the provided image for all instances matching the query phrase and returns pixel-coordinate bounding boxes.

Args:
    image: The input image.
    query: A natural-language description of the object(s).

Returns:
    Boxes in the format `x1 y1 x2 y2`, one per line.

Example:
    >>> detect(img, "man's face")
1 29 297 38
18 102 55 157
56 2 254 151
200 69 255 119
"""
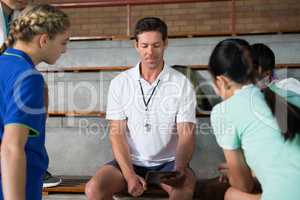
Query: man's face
2 0 29 10
135 31 167 70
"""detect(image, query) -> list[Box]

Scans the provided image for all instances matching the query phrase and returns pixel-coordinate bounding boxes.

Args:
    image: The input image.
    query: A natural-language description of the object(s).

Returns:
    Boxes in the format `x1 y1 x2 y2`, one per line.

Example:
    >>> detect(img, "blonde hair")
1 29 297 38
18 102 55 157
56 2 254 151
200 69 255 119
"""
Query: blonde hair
0 4 70 53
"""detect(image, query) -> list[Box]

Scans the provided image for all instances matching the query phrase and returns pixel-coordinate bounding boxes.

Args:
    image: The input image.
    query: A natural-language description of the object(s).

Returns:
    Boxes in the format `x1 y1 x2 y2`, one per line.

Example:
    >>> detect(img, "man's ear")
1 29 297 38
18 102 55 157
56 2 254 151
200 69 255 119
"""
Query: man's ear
163 39 168 48
39 33 49 48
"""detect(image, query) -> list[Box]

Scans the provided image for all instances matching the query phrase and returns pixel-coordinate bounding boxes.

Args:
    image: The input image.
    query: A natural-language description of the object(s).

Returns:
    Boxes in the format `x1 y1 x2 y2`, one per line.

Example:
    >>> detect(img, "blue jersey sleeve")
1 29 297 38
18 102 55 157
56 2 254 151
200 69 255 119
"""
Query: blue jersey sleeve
4 69 46 136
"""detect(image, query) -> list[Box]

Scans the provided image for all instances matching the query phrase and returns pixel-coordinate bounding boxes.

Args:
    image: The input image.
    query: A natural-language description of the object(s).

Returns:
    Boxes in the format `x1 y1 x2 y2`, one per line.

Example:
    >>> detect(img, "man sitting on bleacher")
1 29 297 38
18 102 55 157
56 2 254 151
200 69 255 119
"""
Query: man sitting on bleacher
85 17 197 200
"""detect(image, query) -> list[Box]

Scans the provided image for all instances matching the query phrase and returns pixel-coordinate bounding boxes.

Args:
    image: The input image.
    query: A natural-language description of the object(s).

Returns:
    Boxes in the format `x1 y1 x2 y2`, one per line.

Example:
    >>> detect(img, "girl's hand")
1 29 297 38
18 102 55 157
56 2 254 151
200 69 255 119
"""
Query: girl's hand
218 162 229 183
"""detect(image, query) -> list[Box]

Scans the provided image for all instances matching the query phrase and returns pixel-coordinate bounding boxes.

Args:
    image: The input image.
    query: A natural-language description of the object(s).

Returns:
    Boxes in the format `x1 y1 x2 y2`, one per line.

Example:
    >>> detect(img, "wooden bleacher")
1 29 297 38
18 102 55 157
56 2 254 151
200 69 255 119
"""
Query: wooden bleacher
41 57 299 198
43 176 230 200
41 0 300 198
43 176 90 195
43 63 300 119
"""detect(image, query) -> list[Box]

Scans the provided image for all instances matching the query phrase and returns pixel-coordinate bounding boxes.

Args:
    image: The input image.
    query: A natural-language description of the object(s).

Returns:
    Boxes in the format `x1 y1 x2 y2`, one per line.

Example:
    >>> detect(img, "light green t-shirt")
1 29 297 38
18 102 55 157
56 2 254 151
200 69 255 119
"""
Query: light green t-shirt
211 84 300 200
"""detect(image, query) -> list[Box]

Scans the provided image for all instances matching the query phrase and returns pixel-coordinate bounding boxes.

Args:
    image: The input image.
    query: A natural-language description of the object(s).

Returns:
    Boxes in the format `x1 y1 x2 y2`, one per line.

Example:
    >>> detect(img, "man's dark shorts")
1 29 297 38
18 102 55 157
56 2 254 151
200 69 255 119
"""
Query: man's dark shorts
106 160 175 178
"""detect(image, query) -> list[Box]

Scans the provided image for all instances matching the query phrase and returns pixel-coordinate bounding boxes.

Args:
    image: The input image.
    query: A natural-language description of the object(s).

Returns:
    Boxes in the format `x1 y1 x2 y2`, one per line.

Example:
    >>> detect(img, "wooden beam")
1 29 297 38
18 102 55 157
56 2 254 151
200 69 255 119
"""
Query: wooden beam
48 111 106 117
52 0 229 9
236 29 300 36
69 31 232 41
68 30 300 42
39 65 208 73
39 63 300 73
276 63 300 69
39 66 132 72
48 111 209 117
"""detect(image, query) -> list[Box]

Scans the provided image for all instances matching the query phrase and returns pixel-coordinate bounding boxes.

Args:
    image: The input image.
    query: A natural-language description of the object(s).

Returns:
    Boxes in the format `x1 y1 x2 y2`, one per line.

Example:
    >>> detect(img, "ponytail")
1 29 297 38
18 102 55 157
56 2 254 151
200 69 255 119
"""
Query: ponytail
263 87 300 140
0 34 15 54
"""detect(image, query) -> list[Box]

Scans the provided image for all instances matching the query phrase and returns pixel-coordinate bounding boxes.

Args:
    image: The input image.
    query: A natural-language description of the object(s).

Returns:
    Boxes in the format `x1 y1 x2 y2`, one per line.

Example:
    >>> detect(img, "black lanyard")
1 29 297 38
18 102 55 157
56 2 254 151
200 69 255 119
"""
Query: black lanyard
138 79 160 111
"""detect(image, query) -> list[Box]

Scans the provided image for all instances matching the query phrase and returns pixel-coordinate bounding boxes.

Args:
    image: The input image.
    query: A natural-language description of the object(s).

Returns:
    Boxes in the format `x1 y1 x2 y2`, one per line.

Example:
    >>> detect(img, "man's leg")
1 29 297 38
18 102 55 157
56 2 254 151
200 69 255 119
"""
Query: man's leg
160 168 196 200
85 164 126 200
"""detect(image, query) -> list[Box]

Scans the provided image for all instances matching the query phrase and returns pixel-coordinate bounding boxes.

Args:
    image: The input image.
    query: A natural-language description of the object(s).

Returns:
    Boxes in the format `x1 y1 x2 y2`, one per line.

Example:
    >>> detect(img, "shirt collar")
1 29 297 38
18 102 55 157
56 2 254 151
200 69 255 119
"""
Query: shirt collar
4 48 35 67
234 83 254 95
132 62 170 83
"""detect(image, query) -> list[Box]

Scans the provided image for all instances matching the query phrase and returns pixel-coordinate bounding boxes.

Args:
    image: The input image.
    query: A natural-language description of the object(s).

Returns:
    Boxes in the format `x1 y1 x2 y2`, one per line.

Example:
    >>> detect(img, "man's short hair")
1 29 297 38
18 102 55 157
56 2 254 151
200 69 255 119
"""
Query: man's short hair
134 17 168 42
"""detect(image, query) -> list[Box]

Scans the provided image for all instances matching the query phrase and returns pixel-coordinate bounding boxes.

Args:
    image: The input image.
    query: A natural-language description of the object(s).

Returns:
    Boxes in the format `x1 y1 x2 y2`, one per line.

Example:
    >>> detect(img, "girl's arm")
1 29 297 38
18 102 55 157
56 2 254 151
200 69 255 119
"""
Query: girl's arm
1 124 29 200
223 149 254 193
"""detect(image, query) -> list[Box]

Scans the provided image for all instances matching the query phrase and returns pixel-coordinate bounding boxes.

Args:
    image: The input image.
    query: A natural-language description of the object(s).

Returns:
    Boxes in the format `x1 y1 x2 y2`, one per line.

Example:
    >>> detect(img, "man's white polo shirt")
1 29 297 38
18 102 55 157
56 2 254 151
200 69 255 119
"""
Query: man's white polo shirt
106 63 196 167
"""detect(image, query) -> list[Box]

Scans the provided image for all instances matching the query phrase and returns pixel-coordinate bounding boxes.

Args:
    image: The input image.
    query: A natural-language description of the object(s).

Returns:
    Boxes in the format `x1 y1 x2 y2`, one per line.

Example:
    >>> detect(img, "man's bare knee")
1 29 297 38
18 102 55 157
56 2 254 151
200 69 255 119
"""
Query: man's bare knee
85 177 110 200
85 179 96 200
85 179 99 200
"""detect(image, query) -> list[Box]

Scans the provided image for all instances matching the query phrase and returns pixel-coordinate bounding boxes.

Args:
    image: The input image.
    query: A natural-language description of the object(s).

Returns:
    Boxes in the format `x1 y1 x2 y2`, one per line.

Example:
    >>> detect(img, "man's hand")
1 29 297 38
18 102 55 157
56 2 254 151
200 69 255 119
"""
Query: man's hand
126 174 147 197
161 167 186 187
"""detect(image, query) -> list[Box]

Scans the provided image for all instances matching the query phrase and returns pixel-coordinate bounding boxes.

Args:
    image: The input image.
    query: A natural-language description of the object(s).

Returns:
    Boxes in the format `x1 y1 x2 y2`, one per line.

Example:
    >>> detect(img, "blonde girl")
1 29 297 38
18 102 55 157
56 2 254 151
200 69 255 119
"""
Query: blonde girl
0 4 70 200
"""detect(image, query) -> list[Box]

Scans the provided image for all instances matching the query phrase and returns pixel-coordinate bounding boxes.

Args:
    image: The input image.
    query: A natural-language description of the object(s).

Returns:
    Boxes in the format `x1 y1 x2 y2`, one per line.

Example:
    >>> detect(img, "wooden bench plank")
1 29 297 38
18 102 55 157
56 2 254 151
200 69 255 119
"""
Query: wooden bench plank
43 176 90 195
115 177 229 199
47 111 106 117
43 176 229 200
47 111 210 118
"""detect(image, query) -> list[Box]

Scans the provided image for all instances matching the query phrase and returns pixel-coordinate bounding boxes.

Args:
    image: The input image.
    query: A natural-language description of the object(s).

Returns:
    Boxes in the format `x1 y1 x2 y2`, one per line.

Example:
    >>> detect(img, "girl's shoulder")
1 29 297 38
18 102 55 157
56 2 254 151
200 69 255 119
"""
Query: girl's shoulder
270 78 300 108
211 85 267 121
272 78 300 95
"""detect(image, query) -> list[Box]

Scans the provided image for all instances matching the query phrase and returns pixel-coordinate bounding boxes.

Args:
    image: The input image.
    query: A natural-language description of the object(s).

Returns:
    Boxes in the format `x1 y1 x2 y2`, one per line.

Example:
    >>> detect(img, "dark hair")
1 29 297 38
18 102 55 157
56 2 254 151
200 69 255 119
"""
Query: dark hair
209 38 300 140
251 43 275 77
252 43 300 140
134 17 167 42
263 87 300 140
208 38 255 84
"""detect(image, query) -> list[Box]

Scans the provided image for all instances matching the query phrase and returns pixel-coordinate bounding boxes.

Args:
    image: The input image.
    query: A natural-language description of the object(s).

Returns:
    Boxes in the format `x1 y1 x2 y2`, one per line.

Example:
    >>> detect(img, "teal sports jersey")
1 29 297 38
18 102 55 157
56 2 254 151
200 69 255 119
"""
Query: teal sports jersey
211 84 300 200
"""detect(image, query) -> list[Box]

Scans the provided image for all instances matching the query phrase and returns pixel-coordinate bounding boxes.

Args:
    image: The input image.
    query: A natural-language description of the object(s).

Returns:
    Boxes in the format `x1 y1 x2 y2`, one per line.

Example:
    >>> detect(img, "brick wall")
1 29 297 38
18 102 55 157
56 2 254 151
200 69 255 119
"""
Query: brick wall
32 0 300 37
236 0 300 34
130 2 231 36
